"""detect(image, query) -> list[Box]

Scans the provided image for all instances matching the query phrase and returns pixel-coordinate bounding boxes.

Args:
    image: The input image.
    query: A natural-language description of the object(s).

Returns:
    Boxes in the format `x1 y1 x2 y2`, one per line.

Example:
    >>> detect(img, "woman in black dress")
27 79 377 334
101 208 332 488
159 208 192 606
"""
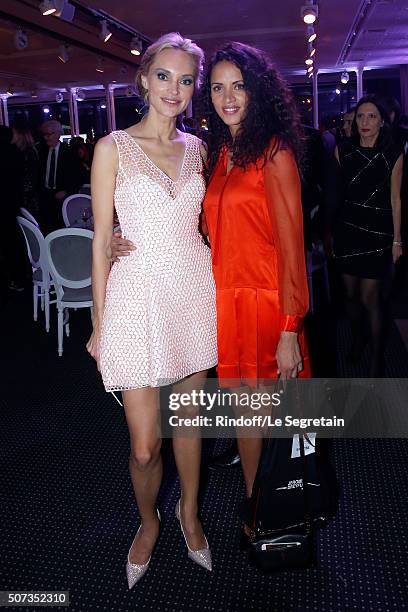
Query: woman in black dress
333 95 403 375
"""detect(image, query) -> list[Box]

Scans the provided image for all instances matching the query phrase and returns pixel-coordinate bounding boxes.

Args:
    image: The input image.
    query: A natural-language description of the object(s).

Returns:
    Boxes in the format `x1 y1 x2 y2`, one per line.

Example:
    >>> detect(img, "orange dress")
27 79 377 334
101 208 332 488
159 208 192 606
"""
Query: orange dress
203 144 310 386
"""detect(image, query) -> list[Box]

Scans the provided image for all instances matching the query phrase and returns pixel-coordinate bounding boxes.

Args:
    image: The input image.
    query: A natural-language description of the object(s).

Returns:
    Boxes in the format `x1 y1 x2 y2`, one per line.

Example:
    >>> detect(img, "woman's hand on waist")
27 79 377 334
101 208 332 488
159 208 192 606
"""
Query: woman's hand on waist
109 230 135 262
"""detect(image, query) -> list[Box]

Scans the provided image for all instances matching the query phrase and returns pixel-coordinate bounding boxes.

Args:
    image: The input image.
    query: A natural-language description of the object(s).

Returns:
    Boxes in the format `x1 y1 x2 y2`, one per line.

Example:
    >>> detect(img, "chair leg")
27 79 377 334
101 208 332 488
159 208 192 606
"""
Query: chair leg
63 309 70 337
33 284 39 321
40 290 45 311
45 289 50 333
58 307 63 356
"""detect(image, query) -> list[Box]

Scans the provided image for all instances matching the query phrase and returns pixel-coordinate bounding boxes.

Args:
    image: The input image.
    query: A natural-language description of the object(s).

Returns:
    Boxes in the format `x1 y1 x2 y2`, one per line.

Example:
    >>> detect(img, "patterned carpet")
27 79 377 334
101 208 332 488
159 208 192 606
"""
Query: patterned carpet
1 289 408 611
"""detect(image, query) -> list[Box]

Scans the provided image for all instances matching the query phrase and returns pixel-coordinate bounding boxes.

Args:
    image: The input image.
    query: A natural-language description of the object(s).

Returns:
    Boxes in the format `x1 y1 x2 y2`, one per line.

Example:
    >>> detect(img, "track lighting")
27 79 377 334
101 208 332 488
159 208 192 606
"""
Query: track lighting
14 29 28 50
301 2 318 25
58 44 69 63
96 57 105 73
99 20 112 43
341 71 350 84
130 36 142 56
39 0 56 15
306 25 317 43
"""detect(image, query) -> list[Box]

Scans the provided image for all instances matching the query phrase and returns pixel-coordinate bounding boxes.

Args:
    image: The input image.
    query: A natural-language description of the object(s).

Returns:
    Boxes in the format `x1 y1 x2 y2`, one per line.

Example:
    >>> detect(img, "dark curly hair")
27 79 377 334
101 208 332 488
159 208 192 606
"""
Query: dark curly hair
200 42 303 176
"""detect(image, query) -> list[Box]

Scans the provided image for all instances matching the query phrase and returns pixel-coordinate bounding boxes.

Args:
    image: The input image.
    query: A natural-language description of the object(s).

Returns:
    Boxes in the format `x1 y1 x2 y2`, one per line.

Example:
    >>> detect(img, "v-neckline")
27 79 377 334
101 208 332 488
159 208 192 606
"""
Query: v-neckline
121 130 188 184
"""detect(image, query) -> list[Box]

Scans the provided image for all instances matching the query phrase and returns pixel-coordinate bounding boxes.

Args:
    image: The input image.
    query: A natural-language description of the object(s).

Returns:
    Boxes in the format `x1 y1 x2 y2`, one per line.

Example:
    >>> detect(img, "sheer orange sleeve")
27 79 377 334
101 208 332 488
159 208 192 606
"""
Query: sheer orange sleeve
264 146 309 333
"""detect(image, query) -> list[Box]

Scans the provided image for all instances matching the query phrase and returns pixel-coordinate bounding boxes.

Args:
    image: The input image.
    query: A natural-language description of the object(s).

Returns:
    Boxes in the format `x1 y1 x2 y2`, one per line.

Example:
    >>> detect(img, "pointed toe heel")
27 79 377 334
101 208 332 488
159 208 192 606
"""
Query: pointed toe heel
126 509 161 589
175 500 212 572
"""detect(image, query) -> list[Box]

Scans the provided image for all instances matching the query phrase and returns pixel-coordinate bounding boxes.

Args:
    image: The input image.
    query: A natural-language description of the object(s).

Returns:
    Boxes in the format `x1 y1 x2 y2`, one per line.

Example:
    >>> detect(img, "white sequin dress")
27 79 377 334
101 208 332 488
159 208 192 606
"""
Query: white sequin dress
100 130 217 391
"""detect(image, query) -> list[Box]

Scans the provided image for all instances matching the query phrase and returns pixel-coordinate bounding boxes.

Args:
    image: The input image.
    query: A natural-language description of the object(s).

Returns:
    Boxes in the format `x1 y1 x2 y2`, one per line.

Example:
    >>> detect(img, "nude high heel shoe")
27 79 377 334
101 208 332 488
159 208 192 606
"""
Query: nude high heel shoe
175 500 212 572
126 509 161 589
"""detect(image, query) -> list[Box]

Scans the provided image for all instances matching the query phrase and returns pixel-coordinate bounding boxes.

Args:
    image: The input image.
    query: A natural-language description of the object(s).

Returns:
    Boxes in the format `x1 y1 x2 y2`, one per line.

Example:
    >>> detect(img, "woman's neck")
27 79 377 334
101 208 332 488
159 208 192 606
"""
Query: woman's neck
359 134 378 148
139 109 179 142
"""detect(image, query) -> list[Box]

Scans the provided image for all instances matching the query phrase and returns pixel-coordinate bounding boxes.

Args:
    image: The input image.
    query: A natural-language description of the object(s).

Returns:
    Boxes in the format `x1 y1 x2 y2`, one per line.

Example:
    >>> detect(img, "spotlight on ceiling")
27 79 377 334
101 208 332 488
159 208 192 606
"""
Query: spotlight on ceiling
96 57 105 73
130 36 142 56
100 103 107 109
307 65 314 73
308 71 314 78
39 0 57 16
306 25 317 43
305 58 314 66
99 20 112 43
308 44 316 57
14 29 28 50
341 70 350 84
301 2 318 24
58 44 69 63
55 91 64 103
76 88 85 102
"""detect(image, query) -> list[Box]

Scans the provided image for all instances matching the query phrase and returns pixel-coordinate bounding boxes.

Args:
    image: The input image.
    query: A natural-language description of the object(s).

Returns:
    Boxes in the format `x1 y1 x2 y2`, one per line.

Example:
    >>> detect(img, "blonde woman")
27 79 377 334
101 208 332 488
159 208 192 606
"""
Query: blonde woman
86 33 216 587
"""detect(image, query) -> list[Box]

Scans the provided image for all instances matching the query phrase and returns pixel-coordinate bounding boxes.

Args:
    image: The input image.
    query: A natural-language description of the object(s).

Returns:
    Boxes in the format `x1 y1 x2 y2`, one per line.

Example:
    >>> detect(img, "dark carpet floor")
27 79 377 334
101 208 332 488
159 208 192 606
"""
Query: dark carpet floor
1 287 408 611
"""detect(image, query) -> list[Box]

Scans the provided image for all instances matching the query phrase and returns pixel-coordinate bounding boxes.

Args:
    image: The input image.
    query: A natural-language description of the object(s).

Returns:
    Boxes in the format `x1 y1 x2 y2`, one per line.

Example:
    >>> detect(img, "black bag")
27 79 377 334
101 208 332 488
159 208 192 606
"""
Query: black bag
244 433 337 572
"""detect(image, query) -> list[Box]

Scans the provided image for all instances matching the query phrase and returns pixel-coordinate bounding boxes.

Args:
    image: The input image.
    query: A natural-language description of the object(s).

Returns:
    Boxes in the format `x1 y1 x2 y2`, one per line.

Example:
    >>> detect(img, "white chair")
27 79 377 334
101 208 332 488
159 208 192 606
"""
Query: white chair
19 207 40 227
44 228 93 356
62 194 92 228
16 216 54 332
79 184 91 195
306 241 331 314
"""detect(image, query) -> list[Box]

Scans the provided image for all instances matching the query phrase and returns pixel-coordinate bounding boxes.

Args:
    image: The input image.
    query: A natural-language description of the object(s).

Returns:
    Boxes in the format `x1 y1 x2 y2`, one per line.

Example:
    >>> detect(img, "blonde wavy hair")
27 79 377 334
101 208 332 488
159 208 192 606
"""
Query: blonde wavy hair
136 32 204 101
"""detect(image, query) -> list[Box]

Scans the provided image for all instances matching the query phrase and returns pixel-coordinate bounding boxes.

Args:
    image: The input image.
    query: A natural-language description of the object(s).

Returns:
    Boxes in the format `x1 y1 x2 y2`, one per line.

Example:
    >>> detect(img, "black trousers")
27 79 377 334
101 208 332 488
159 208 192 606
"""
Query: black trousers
39 189 64 236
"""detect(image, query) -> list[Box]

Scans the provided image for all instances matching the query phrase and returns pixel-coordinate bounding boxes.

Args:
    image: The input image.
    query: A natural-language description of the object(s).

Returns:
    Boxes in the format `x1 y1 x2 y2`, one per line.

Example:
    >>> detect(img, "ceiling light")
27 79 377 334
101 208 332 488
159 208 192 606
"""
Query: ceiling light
100 103 107 109
307 25 317 43
308 71 314 78
96 57 105 73
43 106 50 113
39 0 57 16
58 44 69 63
307 65 314 73
307 43 316 57
341 70 350 84
99 20 112 43
130 36 142 56
305 58 314 65
301 2 318 25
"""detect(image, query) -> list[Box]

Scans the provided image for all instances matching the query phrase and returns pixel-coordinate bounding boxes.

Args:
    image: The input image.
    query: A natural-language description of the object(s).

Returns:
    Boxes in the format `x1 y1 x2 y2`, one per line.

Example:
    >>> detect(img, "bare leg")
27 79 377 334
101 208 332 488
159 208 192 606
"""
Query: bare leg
230 386 262 497
122 387 162 564
172 370 208 550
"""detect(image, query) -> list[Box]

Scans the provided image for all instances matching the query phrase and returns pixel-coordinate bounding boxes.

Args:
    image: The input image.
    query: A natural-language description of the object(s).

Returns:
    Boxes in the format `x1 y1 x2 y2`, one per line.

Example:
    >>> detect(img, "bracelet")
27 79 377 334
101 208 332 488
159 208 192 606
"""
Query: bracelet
393 240 403 246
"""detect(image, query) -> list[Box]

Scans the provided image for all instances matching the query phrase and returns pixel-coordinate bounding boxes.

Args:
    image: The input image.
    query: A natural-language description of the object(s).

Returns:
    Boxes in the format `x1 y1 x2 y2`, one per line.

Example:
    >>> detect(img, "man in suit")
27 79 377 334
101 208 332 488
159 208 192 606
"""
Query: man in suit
39 120 81 234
